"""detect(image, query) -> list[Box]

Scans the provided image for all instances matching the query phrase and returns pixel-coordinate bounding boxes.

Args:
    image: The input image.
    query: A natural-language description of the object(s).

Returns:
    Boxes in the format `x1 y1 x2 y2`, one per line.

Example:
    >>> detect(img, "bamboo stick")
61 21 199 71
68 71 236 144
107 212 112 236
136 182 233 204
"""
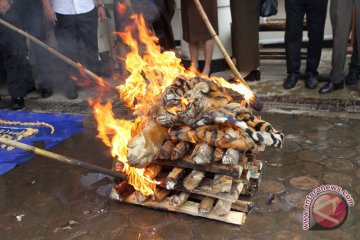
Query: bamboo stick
193 0 250 91
0 18 117 94
0 137 127 179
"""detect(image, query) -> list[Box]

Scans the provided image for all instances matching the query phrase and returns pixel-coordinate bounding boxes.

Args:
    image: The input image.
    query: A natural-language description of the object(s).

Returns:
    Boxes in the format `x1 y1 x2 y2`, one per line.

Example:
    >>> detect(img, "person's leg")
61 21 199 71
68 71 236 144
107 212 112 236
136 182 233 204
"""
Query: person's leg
329 0 353 84
202 39 214 76
283 0 306 89
303 0 328 89
17 0 53 95
230 0 260 75
0 30 34 109
346 34 360 85
77 8 99 73
188 42 199 71
53 13 79 99
285 0 305 75
346 2 360 85
152 0 176 50
319 0 353 93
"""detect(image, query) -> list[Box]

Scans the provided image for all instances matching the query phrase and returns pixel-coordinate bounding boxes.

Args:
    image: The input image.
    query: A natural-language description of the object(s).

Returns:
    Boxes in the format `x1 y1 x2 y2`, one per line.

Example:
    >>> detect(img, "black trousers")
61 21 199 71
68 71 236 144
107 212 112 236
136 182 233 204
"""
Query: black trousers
285 0 328 74
153 0 176 50
12 0 52 90
0 9 34 98
53 8 98 91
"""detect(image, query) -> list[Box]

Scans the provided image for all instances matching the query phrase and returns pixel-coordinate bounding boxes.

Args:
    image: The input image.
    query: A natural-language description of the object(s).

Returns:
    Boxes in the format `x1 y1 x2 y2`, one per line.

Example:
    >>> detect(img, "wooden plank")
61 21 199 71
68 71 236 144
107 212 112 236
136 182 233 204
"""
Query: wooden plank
212 175 233 193
165 167 185 190
232 200 254 213
213 199 232 216
198 196 215 213
183 170 205 191
123 192 247 225
153 159 243 178
179 179 244 202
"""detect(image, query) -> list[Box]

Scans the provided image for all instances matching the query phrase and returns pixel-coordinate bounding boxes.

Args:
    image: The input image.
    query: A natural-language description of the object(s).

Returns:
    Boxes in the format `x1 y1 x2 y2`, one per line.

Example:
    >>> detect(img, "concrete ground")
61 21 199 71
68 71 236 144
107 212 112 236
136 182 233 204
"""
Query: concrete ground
0 113 359 240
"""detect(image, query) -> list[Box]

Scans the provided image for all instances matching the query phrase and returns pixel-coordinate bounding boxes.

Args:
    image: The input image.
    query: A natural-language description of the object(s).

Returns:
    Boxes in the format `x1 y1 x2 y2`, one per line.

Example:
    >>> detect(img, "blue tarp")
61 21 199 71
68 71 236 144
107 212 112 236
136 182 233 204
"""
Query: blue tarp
0 110 84 175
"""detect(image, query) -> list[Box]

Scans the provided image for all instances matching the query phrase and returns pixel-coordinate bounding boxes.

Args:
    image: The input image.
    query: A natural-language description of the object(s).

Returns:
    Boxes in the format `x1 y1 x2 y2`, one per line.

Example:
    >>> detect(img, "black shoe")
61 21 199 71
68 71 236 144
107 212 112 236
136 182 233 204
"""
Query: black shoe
318 82 344 94
66 89 78 100
244 70 261 81
345 71 359 85
305 72 318 89
40 88 53 98
283 73 299 89
11 97 25 110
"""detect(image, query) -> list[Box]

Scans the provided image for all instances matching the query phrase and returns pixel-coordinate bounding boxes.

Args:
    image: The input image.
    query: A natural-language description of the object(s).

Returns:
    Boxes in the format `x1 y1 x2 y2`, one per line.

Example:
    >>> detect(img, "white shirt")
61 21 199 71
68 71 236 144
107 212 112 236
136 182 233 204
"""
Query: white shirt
50 0 95 15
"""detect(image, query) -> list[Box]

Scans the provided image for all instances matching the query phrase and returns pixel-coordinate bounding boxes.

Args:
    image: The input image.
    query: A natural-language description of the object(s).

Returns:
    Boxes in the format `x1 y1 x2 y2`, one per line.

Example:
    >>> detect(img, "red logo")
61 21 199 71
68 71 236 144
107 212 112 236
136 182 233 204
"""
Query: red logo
311 192 348 229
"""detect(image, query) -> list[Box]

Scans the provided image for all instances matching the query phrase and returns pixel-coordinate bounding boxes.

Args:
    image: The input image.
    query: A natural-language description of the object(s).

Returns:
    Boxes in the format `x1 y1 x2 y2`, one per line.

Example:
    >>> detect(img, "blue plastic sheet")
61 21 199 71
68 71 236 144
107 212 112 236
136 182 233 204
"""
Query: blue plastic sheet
0 110 84 175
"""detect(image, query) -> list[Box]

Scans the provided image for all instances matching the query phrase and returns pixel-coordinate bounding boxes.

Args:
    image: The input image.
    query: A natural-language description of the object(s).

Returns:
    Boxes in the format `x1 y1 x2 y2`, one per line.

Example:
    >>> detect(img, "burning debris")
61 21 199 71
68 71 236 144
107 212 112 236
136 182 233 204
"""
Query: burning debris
108 74 283 225
87 11 284 225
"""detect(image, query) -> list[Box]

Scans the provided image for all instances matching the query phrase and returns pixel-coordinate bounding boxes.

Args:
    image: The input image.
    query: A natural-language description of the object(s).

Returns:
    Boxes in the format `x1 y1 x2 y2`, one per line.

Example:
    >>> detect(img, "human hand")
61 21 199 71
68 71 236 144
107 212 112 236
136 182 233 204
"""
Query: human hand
42 1 57 25
97 6 107 22
0 0 10 15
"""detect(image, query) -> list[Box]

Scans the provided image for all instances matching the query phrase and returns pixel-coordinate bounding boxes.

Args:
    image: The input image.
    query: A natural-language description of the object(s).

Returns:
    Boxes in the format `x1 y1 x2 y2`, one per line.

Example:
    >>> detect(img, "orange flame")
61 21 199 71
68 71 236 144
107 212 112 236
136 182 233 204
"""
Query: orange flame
89 10 254 196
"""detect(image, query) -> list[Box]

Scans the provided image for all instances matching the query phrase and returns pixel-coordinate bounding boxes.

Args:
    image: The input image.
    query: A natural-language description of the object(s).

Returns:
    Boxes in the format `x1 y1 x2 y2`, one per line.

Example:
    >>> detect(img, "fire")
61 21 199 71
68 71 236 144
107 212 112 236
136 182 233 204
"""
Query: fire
89 5 254 196
89 100 157 196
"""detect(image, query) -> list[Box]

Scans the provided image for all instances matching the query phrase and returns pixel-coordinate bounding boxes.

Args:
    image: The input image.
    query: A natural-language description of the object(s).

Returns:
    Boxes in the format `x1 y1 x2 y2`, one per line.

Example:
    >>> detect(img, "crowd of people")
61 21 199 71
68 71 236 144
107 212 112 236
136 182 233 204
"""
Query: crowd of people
0 0 359 110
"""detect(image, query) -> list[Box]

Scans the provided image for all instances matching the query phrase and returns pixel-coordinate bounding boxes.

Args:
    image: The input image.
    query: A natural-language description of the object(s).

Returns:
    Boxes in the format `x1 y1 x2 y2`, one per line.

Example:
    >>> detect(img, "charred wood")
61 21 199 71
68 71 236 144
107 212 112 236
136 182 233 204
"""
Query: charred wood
183 170 205 191
212 175 233 193
165 167 185 190
191 142 213 164
169 192 191 206
198 196 215 213
171 141 191 160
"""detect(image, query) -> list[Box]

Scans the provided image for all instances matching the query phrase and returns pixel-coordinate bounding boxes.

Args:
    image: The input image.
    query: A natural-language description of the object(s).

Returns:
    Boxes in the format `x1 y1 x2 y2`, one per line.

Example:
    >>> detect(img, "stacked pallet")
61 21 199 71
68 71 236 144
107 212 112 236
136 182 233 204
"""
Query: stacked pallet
110 144 264 225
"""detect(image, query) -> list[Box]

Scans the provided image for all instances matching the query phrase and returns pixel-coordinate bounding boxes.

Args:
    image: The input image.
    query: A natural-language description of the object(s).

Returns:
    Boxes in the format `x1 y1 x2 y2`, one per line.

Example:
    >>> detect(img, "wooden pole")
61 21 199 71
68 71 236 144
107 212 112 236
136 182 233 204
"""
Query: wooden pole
0 137 127 180
0 18 117 93
193 0 251 91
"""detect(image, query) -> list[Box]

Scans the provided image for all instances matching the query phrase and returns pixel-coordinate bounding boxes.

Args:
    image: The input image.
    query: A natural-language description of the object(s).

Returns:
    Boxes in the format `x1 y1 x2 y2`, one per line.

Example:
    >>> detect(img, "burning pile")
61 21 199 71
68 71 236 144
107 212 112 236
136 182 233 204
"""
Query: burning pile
108 74 283 224
88 9 284 225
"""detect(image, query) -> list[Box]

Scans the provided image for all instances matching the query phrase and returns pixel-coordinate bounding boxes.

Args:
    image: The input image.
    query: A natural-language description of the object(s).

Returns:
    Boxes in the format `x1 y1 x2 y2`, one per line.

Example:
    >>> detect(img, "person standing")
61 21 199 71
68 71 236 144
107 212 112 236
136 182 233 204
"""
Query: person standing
12 0 53 98
42 0 106 99
319 1 360 93
283 0 328 90
181 0 218 76
0 0 34 109
230 0 261 81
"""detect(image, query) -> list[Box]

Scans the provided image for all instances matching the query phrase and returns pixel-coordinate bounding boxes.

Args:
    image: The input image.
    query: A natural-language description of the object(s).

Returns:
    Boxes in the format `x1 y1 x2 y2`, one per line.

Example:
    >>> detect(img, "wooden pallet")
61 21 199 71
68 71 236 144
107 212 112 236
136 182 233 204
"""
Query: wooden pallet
109 155 262 225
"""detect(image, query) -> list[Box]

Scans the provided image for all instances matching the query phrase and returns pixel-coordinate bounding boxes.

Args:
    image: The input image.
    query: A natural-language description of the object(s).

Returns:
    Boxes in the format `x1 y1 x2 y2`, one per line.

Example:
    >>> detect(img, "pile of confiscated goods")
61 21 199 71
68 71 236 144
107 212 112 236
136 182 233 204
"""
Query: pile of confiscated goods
110 76 284 225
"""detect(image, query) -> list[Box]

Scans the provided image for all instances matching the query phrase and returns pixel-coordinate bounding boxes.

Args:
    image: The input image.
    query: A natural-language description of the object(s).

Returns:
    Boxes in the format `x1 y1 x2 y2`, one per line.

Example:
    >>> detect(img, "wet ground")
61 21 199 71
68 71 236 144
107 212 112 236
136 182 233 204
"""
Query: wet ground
0 112 359 240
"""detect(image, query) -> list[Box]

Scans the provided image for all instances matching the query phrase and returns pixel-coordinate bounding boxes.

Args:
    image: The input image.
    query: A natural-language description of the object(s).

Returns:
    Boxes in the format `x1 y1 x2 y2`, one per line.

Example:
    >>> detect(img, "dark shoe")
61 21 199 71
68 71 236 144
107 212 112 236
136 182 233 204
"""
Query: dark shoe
283 73 298 89
345 71 359 85
11 97 25 110
319 82 344 94
40 88 53 98
305 72 318 89
66 89 78 100
244 70 261 81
